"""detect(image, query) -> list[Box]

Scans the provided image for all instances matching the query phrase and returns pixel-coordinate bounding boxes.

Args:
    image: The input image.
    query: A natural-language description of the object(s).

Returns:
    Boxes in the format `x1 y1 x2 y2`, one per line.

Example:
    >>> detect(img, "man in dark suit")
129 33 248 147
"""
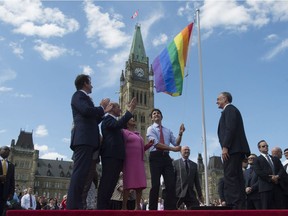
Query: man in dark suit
97 98 136 210
217 92 250 209
271 146 288 209
0 146 15 216
173 146 203 209
67 74 111 209
244 153 261 209
253 140 284 209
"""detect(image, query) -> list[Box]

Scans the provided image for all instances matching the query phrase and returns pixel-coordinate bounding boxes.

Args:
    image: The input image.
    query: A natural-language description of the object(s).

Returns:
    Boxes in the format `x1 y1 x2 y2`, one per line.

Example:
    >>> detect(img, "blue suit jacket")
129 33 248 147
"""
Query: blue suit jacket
218 104 250 155
100 112 133 160
70 90 104 151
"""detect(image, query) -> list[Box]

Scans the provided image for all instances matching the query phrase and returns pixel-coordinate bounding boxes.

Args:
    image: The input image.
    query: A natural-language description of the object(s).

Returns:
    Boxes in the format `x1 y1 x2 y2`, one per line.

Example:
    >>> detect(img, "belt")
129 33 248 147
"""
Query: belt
150 151 169 156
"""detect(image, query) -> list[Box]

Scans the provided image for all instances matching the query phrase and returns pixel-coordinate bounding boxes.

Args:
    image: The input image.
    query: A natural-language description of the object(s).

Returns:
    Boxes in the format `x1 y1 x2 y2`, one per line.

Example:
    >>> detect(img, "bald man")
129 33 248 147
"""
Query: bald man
271 146 288 209
172 146 203 209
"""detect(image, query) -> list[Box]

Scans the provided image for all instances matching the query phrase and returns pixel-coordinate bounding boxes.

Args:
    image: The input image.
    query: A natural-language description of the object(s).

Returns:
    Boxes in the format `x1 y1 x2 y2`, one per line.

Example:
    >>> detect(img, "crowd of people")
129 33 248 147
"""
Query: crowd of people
0 146 69 215
216 92 288 210
1 75 288 213
66 74 203 210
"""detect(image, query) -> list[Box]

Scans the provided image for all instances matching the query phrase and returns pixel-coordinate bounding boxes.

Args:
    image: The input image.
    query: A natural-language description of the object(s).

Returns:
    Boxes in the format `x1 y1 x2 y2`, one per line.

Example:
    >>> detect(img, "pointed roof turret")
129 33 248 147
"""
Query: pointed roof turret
129 24 148 64
15 129 34 150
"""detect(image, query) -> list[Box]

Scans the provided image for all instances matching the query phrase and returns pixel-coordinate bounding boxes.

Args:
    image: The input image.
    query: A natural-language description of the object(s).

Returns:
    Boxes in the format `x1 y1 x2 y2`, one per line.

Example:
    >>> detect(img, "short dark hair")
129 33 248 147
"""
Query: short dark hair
257 140 266 148
150 108 163 119
249 153 257 158
74 74 90 90
284 148 288 153
221 92 232 103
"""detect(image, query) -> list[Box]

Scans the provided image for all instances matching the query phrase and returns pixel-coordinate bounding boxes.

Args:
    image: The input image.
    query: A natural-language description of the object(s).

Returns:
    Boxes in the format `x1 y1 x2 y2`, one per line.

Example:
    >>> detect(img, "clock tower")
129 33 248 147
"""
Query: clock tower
119 24 154 198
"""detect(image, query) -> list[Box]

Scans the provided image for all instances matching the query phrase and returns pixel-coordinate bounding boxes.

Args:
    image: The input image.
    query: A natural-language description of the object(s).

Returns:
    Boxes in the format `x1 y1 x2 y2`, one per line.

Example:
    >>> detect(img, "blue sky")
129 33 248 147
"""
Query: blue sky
0 0 288 164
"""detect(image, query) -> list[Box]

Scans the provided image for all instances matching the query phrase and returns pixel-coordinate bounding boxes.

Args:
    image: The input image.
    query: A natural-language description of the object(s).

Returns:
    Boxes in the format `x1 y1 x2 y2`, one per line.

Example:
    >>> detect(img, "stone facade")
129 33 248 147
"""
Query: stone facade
9 130 73 200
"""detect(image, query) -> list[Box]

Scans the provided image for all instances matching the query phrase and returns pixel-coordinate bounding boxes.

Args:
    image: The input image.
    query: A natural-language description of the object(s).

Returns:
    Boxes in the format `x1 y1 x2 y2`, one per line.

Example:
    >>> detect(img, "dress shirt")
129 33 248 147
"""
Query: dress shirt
21 193 37 210
283 159 288 174
260 153 274 166
146 122 177 152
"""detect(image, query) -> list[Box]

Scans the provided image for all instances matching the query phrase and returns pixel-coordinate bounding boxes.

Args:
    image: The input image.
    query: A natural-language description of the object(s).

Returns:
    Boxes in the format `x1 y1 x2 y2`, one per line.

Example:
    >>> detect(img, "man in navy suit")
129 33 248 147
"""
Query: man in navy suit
244 153 261 209
67 74 111 209
217 92 250 209
173 146 203 209
0 146 15 216
97 98 136 210
253 140 284 209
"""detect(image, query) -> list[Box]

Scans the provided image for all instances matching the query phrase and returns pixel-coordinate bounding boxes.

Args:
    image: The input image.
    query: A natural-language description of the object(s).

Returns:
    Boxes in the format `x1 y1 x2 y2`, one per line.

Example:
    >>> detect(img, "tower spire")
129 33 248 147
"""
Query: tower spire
129 24 147 64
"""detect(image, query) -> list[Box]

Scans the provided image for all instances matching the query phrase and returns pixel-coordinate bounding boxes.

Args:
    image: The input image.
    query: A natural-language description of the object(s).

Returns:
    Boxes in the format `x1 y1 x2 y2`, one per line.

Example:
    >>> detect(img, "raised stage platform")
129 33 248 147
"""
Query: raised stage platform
6 209 288 216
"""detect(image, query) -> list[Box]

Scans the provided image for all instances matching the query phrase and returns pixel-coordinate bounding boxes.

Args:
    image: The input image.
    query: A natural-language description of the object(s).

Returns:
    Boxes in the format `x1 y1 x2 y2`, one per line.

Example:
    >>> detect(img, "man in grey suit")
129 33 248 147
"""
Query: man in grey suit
173 146 204 209
67 74 111 209
217 92 250 209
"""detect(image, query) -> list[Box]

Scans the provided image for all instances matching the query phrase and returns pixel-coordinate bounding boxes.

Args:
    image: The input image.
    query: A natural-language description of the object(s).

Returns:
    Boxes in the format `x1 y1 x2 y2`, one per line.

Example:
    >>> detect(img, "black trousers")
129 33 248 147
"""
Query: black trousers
223 153 245 209
149 151 176 210
66 145 94 209
176 190 199 210
97 157 123 210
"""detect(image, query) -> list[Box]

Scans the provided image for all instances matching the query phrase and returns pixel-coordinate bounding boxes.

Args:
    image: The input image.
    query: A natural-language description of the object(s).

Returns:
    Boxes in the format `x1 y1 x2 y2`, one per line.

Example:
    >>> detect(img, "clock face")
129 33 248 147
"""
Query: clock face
134 67 144 77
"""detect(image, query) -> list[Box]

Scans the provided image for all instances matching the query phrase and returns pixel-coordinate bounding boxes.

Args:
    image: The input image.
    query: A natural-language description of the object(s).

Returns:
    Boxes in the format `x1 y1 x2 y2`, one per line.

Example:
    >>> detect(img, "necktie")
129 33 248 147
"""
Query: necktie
159 125 165 144
30 194 33 208
266 154 275 174
2 159 7 175
185 160 189 174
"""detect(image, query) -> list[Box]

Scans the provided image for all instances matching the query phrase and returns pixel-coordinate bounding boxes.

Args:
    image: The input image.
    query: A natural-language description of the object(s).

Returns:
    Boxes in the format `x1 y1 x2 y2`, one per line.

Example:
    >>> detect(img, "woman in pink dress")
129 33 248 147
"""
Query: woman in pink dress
122 118 153 210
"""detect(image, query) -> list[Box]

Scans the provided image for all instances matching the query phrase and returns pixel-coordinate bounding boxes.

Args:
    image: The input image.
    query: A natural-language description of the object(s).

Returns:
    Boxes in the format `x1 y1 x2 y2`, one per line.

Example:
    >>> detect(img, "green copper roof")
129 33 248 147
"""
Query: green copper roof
129 24 147 64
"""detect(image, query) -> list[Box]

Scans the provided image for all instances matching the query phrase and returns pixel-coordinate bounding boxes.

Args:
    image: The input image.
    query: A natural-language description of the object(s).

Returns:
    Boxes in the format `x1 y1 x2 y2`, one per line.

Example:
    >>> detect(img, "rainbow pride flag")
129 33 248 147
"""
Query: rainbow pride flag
152 23 193 96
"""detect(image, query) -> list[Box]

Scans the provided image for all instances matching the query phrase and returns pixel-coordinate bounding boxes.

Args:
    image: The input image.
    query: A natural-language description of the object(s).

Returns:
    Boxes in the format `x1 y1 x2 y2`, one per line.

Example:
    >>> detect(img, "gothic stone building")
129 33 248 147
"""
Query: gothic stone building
9 130 73 200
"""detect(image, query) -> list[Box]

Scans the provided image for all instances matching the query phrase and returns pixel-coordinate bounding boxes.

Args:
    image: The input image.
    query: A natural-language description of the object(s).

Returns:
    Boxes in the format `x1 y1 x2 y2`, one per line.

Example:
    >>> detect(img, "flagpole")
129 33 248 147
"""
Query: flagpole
196 9 209 206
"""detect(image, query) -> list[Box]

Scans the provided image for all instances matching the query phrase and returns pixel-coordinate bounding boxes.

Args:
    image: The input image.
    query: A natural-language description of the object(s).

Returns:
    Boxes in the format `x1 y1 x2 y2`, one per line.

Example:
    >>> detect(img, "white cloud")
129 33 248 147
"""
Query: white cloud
0 129 7 134
34 125 48 137
13 93 32 98
34 144 48 151
200 0 250 31
95 48 129 89
262 38 288 61
40 152 69 160
140 11 164 40
178 1 288 34
80 65 94 75
264 34 279 43
84 0 130 49
9 42 24 58
0 68 17 85
0 86 13 92
34 40 67 61
96 61 105 68
177 1 200 22
93 7 164 89
35 143 70 160
152 33 168 47
0 0 79 38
